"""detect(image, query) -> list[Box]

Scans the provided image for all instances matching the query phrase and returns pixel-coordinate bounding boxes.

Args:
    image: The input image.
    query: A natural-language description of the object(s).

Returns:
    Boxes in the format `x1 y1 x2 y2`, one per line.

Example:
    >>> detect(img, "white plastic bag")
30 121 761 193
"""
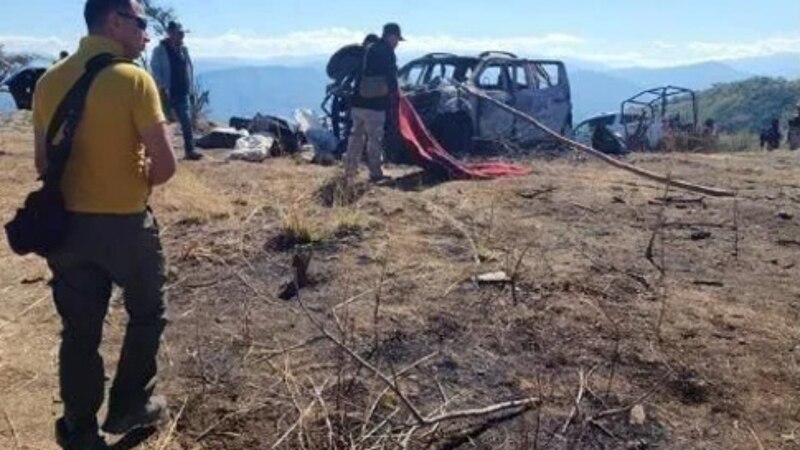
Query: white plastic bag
227 135 275 162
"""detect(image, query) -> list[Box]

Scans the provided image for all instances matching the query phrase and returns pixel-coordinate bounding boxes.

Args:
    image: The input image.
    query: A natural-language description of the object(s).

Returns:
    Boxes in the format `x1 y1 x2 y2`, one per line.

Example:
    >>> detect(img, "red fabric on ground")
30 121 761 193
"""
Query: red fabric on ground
396 95 530 179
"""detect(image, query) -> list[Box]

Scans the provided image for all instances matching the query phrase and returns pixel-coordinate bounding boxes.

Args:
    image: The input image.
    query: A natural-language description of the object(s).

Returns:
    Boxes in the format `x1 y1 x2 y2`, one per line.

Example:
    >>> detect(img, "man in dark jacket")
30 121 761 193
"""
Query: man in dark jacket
344 23 403 182
760 118 782 151
150 21 201 160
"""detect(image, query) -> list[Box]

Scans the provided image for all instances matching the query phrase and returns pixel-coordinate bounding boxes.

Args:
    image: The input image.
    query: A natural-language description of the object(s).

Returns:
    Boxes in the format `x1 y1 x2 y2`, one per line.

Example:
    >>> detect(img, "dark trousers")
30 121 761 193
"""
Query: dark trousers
170 94 195 156
47 211 167 433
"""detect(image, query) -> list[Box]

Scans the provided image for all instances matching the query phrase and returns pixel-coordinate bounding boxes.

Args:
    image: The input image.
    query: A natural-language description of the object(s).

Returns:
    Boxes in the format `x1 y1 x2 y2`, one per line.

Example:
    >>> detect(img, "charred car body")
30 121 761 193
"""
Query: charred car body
574 86 701 153
398 51 573 154
322 48 573 158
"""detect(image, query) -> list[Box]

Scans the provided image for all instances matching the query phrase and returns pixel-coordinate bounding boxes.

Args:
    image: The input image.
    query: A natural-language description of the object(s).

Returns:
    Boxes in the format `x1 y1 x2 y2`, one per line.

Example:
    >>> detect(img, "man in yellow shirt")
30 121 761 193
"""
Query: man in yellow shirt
32 0 177 448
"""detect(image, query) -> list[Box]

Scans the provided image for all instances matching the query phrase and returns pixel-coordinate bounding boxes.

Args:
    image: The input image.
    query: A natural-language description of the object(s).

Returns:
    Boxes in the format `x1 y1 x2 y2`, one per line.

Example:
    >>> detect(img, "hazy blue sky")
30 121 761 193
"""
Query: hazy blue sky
2 0 799 67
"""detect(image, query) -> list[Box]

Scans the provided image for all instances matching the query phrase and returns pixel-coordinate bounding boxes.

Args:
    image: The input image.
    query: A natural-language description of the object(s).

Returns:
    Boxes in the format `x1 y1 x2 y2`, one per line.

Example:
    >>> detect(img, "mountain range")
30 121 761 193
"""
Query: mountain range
193 52 799 124
1 52 797 125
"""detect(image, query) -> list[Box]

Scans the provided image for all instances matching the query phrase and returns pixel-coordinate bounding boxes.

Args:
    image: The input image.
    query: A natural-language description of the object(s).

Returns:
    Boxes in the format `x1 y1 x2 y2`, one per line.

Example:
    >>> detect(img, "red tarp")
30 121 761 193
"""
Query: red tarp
397 95 530 179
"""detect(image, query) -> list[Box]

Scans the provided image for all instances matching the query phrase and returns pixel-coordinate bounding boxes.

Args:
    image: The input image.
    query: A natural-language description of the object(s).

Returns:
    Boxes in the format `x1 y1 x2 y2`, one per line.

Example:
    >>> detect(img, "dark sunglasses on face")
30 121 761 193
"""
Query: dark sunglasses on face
116 11 148 30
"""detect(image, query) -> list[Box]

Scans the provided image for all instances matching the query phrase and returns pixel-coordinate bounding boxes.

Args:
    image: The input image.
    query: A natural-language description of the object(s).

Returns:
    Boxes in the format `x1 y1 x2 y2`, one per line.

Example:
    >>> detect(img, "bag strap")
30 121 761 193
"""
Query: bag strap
44 53 132 183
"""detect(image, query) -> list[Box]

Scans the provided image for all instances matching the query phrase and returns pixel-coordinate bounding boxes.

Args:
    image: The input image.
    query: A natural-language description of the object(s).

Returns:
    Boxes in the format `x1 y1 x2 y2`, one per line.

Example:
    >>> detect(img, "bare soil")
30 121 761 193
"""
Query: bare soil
1 112 799 449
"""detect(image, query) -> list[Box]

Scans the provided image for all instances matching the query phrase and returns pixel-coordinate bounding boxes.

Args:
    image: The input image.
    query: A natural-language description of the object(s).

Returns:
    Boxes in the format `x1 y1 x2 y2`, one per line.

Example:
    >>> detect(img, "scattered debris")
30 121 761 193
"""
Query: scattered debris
195 127 248 149
629 404 646 426
227 135 275 162
516 186 557 199
690 229 712 241
294 109 338 158
279 249 313 300
652 195 706 206
693 280 724 287
250 113 302 154
625 440 649 450
474 271 511 285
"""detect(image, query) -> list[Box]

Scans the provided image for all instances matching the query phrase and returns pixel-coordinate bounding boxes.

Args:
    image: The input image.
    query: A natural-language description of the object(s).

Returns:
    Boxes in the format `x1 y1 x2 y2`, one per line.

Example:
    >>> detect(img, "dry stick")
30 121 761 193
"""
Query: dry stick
157 397 188 450
589 372 670 422
361 351 440 433
297 295 427 425
733 193 741 260
2 408 20 450
307 376 335 450
270 398 320 450
250 336 326 357
456 84 735 198
296 296 539 428
560 369 587 435
373 258 389 353
509 246 532 306
195 403 271 442
421 199 482 265
359 407 402 445
424 398 539 424
0 295 49 332
747 424 766 450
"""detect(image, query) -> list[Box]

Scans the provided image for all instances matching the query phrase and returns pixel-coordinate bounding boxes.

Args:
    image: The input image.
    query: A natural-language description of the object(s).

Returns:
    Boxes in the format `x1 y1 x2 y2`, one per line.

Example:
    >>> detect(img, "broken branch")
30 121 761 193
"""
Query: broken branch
457 84 735 198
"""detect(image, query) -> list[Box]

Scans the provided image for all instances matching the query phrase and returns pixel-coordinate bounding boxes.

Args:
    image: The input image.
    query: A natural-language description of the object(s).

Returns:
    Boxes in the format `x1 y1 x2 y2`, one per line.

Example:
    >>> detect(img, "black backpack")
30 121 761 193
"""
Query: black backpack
5 53 131 258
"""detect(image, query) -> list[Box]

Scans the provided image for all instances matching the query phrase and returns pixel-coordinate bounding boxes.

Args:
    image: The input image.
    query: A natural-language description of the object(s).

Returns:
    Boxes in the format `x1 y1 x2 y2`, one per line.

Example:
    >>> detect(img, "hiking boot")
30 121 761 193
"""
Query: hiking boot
369 174 391 184
184 152 204 161
55 418 108 450
101 395 167 436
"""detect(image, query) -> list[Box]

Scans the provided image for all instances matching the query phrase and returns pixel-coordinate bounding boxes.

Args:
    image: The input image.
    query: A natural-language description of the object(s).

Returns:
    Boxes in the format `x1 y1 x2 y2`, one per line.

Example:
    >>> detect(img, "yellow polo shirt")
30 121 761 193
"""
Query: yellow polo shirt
33 36 166 214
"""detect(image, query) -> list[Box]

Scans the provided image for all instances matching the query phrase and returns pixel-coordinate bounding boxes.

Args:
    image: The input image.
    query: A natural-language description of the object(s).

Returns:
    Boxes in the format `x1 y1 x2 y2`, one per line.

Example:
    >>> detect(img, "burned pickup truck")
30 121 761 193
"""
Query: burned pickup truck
323 49 573 158
398 51 573 154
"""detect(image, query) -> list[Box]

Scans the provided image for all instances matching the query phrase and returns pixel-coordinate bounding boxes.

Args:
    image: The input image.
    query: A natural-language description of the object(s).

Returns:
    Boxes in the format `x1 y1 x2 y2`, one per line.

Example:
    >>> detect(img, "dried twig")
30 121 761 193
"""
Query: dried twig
296 295 539 428
458 84 735 197
747 424 766 450
421 199 482 265
156 397 188 450
560 368 587 435
2 408 20 449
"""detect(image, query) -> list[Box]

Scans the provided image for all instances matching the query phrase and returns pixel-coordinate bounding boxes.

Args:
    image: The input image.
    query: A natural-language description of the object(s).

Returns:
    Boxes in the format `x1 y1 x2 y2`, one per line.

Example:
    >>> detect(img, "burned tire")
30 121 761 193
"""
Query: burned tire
431 112 473 156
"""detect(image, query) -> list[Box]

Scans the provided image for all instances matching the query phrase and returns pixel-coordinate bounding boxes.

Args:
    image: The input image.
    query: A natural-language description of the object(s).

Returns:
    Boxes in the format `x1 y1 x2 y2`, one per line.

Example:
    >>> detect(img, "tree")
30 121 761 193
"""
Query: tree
141 0 176 36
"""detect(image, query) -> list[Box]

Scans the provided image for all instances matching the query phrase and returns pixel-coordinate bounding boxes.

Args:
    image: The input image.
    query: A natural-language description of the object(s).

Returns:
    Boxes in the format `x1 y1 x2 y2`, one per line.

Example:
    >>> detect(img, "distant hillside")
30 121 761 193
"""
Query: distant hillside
610 61 750 91
725 52 800 80
569 70 642 121
198 65 329 121
675 77 800 133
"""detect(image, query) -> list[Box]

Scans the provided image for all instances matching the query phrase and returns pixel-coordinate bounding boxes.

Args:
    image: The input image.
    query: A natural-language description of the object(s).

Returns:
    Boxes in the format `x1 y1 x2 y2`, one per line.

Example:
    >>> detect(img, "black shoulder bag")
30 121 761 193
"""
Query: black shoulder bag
5 53 130 258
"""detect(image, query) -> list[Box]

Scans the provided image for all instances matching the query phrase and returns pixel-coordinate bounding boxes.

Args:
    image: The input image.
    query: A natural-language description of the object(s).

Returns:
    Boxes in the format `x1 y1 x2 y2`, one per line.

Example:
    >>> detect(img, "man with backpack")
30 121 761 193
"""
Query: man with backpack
31 0 176 447
344 23 404 182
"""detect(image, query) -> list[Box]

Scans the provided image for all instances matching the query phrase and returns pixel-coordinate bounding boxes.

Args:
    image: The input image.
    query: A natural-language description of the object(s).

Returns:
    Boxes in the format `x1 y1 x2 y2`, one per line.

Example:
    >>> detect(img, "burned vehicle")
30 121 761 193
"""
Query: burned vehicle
574 86 701 153
620 85 699 151
322 49 572 159
398 51 573 154
1 67 47 110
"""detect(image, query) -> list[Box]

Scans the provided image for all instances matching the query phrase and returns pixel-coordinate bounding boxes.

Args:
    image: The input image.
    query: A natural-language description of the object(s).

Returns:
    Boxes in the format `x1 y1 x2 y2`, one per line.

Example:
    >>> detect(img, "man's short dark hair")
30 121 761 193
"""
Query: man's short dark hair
84 0 136 31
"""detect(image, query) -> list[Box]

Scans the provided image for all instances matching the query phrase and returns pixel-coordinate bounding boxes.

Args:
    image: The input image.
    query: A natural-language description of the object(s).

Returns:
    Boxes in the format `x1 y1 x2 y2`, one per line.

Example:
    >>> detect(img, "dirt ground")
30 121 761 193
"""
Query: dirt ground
1 112 799 449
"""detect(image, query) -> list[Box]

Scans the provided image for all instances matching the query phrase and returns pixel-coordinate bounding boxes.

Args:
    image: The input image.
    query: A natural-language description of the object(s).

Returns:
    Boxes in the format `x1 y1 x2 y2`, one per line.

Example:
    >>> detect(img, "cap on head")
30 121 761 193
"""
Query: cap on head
382 23 404 41
167 21 186 34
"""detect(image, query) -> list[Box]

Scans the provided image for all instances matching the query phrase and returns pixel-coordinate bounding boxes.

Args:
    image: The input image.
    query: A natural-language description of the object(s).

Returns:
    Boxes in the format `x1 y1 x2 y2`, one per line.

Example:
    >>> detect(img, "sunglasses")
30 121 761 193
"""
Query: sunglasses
116 11 148 30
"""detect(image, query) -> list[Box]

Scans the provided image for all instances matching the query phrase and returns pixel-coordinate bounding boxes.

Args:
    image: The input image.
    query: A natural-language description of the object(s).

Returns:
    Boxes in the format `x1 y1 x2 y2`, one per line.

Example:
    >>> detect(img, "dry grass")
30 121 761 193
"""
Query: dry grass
151 169 234 225
2 112 800 449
